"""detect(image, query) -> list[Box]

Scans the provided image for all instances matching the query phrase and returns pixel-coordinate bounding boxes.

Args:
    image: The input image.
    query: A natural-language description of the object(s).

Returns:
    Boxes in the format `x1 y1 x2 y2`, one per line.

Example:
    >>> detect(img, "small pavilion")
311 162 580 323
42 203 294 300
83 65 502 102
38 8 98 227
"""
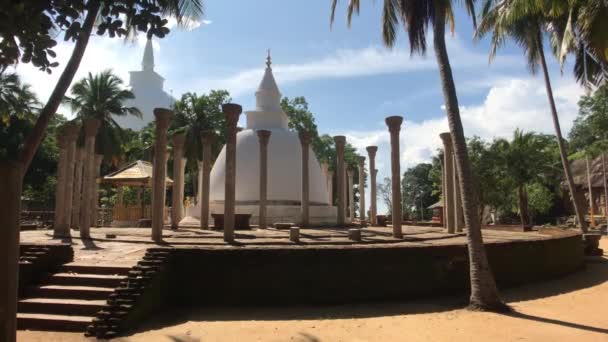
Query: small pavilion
102 160 173 226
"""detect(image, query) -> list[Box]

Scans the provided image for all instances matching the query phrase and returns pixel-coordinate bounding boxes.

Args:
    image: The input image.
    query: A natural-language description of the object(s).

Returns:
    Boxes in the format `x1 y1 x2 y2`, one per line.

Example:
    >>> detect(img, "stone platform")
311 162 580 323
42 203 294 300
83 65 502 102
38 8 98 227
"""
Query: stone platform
19 225 584 327
20 225 582 267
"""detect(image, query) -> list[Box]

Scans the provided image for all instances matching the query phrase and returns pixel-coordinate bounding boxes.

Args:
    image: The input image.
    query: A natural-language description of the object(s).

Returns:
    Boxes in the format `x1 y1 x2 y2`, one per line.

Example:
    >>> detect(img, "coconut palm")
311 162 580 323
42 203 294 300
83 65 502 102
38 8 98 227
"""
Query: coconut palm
551 0 608 88
330 0 507 311
476 0 589 233
0 72 39 121
63 70 141 162
493 130 553 227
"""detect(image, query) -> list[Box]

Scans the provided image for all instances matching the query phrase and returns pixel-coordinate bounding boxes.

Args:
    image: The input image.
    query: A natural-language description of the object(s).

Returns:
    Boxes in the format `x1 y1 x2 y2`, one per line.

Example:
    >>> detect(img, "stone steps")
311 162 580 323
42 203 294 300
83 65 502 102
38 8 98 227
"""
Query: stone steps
17 313 93 332
18 298 107 316
17 264 128 332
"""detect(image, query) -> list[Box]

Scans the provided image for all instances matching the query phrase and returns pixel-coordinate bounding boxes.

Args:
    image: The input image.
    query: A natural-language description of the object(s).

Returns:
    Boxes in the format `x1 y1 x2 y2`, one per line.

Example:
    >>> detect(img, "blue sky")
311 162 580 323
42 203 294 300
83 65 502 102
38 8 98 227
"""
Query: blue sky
16 0 585 213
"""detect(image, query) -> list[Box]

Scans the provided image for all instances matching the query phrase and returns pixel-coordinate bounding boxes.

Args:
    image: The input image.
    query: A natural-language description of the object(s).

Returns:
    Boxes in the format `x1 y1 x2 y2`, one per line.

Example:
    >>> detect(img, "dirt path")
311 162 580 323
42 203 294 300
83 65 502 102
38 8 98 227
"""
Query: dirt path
18 238 608 342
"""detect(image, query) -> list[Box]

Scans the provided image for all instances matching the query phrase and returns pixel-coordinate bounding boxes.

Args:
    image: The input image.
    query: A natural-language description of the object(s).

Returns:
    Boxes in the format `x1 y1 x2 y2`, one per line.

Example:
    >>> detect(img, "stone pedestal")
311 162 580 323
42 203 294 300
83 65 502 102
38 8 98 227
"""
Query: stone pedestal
334 136 346 226
299 131 311 226
0 161 22 342
223 103 243 242
200 131 216 229
366 146 378 225
71 148 85 230
440 132 455 234
257 130 271 229
385 116 403 239
290 227 300 243
348 228 361 241
53 132 68 238
347 169 355 222
80 118 100 239
171 132 186 230
357 156 366 223
91 154 103 227
152 108 174 242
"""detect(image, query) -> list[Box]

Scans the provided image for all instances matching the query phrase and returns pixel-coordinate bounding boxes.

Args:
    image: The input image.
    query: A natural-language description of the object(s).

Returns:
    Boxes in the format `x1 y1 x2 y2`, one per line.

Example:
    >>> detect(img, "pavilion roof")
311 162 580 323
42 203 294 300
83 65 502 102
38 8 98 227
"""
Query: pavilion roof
565 152 608 190
102 160 173 187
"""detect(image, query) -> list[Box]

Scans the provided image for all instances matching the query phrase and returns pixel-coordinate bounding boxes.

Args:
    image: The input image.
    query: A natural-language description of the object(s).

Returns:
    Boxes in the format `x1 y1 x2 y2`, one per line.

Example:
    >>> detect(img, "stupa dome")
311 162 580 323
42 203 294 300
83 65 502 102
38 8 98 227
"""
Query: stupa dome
209 53 330 206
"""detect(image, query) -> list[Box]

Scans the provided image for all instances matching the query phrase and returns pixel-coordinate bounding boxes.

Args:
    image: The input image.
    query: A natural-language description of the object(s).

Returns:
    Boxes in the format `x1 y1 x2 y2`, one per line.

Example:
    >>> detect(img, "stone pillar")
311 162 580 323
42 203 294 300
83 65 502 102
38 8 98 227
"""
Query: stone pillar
53 132 68 238
334 136 346 226
586 156 596 227
386 116 403 239
152 108 173 242
327 170 334 205
440 132 455 234
223 103 242 242
138 186 145 219
200 131 215 229
366 146 378 225
117 186 124 207
343 166 348 221
257 130 271 229
299 130 312 226
0 161 22 342
320 162 330 204
347 169 355 222
453 153 464 232
71 148 84 230
171 132 186 230
90 154 103 227
357 156 366 222
62 123 79 231
80 117 100 239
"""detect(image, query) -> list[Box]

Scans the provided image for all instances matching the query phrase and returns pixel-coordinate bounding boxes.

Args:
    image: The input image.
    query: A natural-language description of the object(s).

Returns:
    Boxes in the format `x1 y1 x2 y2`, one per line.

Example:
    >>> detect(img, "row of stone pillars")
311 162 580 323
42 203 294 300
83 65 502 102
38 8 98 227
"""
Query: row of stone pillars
53 118 103 239
440 132 464 233
148 106 404 241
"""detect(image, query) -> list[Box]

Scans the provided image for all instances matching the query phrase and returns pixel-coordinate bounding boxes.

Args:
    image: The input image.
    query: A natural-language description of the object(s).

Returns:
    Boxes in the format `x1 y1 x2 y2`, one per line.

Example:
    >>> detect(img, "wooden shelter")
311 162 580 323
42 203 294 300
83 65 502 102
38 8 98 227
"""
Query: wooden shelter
102 160 173 226
565 153 608 219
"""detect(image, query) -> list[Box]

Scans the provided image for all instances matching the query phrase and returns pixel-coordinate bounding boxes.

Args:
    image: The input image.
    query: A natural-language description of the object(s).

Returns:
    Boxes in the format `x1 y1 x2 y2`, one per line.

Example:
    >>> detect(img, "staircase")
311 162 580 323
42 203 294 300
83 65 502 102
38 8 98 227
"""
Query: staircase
18 264 130 332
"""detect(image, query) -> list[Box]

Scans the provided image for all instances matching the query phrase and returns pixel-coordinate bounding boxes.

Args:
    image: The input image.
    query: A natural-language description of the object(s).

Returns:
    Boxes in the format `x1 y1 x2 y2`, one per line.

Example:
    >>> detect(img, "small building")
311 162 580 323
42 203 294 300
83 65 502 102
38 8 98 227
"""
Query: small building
102 160 173 226
565 154 608 217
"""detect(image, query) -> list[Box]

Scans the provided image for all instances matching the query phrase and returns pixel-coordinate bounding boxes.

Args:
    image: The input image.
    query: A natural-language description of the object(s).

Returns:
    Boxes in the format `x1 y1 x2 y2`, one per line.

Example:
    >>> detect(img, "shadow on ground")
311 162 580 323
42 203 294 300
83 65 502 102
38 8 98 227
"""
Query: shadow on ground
501 255 608 302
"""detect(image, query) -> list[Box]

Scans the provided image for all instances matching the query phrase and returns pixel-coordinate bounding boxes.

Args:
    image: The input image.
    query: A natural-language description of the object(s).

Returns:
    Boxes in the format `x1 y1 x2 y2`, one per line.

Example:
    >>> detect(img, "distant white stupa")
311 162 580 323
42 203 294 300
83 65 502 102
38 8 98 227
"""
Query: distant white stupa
116 38 174 130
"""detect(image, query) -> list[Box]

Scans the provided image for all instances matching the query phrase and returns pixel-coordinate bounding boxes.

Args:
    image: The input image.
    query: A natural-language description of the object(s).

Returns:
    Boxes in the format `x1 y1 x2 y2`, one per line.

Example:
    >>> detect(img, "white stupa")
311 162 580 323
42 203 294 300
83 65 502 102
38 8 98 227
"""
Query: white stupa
115 38 174 130
185 53 337 225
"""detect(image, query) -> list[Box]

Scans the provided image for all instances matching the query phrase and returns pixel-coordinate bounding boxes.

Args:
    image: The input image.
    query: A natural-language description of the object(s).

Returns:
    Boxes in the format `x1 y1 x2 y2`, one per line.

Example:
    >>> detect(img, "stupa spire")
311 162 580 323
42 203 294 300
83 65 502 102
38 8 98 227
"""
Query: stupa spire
255 50 281 112
142 38 155 71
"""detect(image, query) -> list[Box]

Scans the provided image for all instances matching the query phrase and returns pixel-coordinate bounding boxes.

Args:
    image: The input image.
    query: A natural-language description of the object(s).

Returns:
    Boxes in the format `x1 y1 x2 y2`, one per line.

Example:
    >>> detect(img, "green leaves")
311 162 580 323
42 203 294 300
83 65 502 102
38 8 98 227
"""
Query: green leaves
1 0 205 72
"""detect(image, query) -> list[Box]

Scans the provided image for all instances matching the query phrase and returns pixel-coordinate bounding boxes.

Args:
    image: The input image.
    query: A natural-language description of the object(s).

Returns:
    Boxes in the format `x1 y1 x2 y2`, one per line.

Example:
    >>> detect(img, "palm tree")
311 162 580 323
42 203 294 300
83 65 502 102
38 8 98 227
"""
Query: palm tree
63 70 141 162
476 0 589 233
551 0 608 88
0 72 40 121
170 90 231 196
330 1 507 311
493 130 552 227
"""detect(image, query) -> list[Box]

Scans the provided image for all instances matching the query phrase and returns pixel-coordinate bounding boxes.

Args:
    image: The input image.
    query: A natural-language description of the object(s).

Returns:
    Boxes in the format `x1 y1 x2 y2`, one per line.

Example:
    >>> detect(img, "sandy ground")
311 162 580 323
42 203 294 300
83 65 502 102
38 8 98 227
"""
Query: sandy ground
18 238 608 342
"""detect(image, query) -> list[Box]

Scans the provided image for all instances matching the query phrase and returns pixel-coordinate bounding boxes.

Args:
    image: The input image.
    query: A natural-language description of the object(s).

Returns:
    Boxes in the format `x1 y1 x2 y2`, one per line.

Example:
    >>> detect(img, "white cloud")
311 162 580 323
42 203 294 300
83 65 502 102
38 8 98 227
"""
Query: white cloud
165 17 211 31
187 36 521 97
341 76 584 214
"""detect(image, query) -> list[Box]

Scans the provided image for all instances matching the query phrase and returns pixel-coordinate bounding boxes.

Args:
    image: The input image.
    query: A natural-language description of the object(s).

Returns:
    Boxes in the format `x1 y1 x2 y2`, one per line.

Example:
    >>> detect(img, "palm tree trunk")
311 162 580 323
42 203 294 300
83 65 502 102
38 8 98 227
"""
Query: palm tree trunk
517 185 530 227
17 0 101 171
433 5 506 311
537 36 588 233
602 154 608 219
586 156 596 227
